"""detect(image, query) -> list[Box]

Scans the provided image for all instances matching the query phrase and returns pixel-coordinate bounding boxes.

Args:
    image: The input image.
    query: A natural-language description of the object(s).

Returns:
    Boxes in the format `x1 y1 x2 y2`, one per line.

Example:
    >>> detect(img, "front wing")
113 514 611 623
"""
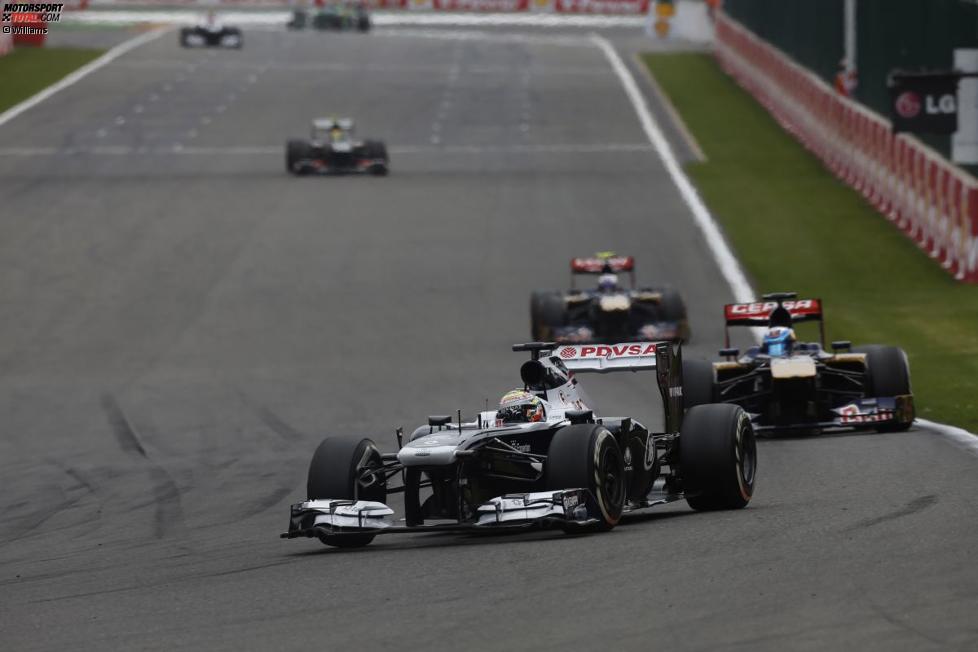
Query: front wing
281 489 600 542
749 395 915 433
291 156 387 175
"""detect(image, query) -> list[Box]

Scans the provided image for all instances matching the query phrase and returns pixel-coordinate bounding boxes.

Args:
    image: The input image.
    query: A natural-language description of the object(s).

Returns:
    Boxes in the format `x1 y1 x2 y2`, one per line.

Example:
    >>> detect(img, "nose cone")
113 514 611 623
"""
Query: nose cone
397 436 459 467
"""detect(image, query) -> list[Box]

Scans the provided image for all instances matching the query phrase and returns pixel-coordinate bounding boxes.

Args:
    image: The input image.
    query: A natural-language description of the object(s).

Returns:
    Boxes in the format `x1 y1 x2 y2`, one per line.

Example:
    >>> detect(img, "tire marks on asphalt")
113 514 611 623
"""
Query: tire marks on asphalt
101 394 186 539
843 495 939 532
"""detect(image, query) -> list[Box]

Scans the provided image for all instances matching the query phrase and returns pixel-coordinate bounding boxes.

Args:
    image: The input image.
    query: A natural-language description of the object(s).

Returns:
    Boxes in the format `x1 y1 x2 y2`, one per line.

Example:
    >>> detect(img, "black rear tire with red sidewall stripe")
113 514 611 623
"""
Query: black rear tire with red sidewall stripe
680 404 756 511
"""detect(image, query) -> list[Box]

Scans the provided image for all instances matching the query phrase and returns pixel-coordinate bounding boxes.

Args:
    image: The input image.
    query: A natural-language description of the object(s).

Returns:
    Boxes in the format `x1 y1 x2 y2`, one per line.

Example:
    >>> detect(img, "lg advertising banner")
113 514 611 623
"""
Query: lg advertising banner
889 73 959 135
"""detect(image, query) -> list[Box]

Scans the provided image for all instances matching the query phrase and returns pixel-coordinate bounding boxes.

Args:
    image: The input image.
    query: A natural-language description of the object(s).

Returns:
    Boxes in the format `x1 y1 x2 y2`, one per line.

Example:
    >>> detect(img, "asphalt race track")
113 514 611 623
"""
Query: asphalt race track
1 25 977 652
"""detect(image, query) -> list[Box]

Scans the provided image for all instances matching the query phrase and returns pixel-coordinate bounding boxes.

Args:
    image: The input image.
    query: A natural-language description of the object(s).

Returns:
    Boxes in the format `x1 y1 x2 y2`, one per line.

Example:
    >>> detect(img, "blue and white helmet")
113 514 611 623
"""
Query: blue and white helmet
597 273 619 292
762 326 796 357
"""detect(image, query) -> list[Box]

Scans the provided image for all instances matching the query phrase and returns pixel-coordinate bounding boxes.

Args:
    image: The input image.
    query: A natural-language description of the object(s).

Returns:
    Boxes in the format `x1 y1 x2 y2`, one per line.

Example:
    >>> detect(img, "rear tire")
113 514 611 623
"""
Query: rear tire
546 424 625 531
682 358 715 411
530 291 566 341
680 404 756 511
855 345 914 432
179 27 192 48
307 437 387 547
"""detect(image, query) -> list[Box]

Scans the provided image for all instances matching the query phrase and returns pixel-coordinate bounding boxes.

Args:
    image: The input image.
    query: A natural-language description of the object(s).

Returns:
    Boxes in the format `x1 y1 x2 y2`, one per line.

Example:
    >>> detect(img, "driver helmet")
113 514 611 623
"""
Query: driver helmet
330 126 345 142
496 390 545 425
597 273 619 293
762 326 796 357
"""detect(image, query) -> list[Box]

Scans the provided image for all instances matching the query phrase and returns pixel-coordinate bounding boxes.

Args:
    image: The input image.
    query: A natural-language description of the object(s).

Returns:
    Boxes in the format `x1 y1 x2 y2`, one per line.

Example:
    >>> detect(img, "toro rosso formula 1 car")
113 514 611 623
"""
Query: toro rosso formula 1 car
282 341 756 548
286 118 388 176
683 292 914 435
287 2 371 32
530 254 690 344
180 13 242 49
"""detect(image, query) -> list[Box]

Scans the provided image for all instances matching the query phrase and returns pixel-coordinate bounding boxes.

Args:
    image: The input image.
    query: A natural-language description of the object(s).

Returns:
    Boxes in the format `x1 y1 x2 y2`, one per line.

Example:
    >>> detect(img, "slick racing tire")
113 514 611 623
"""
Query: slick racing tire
530 291 566 342
286 139 312 175
680 404 756 511
547 424 625 532
362 140 389 176
357 17 371 32
179 27 193 48
658 286 690 342
307 437 387 548
681 358 715 412
855 345 914 432
222 28 243 49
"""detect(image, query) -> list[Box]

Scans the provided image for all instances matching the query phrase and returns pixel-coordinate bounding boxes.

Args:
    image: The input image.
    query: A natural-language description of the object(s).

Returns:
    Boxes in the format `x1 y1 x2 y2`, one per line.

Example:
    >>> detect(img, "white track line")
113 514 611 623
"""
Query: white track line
916 419 978 456
590 33 754 306
0 28 167 129
592 33 978 448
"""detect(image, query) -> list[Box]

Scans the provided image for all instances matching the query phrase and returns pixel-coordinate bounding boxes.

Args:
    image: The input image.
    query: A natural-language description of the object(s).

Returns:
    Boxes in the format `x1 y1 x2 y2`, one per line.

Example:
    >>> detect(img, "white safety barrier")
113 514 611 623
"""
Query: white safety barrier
715 11 978 283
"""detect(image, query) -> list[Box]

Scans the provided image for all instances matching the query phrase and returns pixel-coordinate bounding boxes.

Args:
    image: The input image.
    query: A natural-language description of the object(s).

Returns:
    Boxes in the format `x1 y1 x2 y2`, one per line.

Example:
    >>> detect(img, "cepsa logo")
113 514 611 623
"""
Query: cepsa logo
574 343 657 358
728 299 817 316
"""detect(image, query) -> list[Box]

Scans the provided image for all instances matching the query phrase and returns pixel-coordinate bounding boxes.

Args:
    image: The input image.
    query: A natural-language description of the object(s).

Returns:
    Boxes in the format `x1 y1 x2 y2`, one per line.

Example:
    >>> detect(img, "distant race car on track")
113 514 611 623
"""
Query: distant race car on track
179 12 243 49
530 253 690 344
683 292 915 435
287 2 371 32
282 341 756 548
286 118 389 176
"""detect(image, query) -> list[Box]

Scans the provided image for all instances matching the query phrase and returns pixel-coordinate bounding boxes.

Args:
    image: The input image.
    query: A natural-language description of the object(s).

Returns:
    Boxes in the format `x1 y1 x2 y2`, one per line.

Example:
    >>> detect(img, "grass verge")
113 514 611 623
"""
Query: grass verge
642 52 978 431
0 47 102 114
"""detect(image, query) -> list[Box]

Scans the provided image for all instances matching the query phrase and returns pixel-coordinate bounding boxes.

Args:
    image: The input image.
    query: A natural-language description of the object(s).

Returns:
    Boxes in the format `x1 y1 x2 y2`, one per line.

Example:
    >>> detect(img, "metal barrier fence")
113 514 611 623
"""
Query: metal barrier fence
715 10 978 283
723 0 978 167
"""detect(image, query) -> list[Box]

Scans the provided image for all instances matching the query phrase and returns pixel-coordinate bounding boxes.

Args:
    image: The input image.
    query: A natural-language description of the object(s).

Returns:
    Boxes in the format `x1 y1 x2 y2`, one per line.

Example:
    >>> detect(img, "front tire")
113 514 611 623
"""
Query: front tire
307 437 387 547
658 286 690 341
286 139 312 175
530 290 566 341
546 424 625 531
856 345 914 432
680 404 756 511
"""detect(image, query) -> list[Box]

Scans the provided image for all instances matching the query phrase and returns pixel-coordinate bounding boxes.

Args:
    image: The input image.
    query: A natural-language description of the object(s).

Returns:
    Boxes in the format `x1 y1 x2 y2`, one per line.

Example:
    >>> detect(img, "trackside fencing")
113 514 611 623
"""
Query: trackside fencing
715 10 978 283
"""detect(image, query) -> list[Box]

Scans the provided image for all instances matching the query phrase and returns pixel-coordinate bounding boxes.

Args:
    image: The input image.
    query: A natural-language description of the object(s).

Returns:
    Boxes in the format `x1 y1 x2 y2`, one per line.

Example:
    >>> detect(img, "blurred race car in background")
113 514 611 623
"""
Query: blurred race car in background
282 340 756 548
683 292 915 434
287 2 371 32
180 12 243 49
286 118 389 176
530 253 690 344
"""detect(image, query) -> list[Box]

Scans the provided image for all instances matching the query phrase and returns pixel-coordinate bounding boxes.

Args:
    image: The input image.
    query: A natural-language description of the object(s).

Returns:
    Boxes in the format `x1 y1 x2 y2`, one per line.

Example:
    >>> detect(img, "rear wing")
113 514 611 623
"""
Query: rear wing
515 341 684 434
570 255 636 289
723 293 825 347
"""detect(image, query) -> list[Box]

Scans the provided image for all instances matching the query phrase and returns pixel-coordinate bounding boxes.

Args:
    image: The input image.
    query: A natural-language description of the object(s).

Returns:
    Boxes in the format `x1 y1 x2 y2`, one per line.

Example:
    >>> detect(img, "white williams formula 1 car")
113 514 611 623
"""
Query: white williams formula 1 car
179 12 243 49
282 341 757 548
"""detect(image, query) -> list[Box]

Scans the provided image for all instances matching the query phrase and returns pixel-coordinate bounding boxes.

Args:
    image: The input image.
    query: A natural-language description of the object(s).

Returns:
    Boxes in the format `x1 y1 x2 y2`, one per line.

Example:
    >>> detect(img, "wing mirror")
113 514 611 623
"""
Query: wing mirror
719 347 739 360
428 415 451 431
566 409 594 425
831 340 852 352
